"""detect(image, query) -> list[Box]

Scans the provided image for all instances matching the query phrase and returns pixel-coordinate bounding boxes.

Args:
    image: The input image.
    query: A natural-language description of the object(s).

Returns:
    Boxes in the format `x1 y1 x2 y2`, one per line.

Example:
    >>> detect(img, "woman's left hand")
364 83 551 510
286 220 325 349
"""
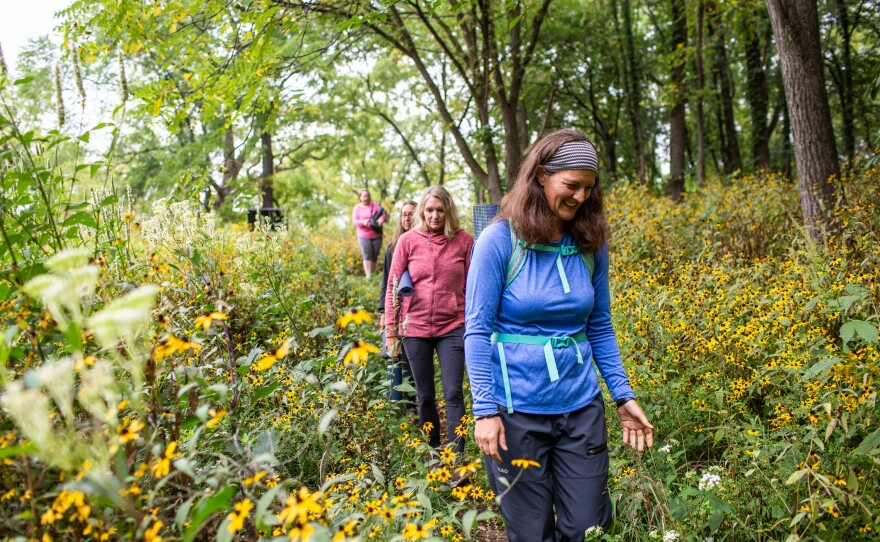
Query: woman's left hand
618 400 653 452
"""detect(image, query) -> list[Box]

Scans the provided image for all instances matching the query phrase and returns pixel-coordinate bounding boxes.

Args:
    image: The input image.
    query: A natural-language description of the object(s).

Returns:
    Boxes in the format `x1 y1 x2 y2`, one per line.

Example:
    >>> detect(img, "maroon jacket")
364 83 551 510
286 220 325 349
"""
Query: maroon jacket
384 228 473 339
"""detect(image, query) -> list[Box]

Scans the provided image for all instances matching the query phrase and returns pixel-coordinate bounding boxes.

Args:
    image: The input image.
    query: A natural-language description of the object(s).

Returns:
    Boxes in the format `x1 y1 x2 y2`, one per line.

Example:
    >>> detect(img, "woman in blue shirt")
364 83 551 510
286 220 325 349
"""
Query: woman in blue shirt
464 129 653 540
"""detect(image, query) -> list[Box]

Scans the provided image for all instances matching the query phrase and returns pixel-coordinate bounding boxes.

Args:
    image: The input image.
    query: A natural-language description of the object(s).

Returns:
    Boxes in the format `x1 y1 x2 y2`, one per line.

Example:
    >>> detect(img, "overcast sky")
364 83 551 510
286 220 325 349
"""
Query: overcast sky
1 0 70 75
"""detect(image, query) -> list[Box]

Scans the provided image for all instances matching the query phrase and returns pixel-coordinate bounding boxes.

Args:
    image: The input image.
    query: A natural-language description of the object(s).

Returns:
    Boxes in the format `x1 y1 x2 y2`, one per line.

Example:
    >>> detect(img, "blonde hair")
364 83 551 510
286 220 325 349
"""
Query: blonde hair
414 186 460 239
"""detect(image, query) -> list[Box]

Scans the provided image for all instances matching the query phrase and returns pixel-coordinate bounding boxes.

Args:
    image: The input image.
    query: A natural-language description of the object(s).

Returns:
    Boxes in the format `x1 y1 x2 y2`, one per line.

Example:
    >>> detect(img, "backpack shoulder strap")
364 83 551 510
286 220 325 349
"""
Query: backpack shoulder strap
581 251 595 279
504 225 528 288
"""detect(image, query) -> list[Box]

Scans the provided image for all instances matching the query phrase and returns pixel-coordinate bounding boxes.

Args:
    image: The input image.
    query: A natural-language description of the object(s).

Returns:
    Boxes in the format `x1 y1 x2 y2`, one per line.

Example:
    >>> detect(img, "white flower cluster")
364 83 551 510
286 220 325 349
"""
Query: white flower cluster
20 248 98 327
141 198 217 251
660 443 671 454
663 531 680 542
1 249 159 472
698 471 723 491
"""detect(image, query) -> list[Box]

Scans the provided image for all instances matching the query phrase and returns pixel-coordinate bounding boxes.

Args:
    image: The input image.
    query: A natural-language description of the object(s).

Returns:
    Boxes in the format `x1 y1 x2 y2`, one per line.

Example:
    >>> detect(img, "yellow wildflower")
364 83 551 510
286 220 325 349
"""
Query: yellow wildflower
277 487 323 526
243 471 267 486
227 498 253 533
511 458 541 469
336 308 373 328
117 418 145 444
206 409 227 428
194 311 227 331
144 520 163 542
402 523 430 540
151 441 181 478
438 447 456 465
344 341 380 366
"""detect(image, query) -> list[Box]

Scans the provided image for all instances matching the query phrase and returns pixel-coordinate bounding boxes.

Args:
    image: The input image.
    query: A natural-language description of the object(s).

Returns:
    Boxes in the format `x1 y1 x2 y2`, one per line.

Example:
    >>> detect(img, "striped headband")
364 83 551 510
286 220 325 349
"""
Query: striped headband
543 141 599 173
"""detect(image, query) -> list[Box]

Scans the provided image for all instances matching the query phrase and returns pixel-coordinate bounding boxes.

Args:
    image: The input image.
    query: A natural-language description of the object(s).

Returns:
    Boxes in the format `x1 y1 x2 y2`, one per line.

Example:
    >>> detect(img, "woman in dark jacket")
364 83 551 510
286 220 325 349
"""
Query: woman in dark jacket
378 201 417 411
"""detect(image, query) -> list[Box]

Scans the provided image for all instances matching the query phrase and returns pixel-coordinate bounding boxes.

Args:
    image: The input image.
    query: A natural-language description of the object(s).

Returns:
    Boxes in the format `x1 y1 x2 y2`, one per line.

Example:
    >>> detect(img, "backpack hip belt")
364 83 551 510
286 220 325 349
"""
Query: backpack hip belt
490 331 588 414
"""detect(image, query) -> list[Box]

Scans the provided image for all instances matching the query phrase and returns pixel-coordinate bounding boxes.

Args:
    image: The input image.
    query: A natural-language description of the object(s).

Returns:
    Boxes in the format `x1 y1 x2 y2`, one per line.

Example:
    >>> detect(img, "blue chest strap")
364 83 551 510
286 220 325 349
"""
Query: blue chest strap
491 331 588 414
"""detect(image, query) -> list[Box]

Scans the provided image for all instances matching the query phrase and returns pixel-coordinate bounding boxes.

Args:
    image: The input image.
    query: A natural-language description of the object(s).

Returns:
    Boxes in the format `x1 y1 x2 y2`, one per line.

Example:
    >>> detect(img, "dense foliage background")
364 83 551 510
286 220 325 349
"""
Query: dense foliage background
1 0 878 540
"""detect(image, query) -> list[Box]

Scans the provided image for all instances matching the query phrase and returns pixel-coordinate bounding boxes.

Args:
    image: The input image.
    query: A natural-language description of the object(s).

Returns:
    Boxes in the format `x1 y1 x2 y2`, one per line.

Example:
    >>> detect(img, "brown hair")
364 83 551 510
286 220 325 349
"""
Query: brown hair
498 128 608 252
392 200 418 245
414 186 461 239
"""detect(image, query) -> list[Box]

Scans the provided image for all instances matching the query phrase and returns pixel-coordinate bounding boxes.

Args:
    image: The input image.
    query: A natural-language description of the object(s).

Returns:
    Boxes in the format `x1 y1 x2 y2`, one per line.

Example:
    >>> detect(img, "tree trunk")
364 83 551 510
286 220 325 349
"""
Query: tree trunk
708 2 742 174
213 126 239 210
834 0 855 165
615 0 647 182
668 0 688 202
743 17 772 169
694 0 707 185
261 131 275 208
766 0 839 242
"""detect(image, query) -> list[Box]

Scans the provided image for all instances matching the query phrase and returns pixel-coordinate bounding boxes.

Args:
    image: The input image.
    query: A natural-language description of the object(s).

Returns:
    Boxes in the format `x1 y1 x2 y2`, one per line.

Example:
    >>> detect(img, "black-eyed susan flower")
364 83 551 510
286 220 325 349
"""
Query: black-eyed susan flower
511 458 541 469
154 335 201 361
438 447 456 465
454 461 480 477
254 338 292 371
226 498 253 533
344 341 380 366
243 471 266 486
117 417 144 444
337 308 373 328
206 408 227 429
150 442 180 478
402 522 430 540
194 311 227 331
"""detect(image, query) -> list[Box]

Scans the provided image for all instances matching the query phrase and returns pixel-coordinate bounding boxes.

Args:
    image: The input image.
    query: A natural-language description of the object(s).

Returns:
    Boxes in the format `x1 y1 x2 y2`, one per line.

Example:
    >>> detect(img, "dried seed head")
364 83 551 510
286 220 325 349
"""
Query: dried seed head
118 50 128 103
0 42 8 82
73 47 86 104
54 64 66 127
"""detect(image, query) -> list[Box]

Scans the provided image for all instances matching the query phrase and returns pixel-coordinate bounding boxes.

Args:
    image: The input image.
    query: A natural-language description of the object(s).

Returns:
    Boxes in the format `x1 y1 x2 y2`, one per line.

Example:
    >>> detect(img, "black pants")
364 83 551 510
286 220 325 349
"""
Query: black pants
402 326 466 452
485 395 612 541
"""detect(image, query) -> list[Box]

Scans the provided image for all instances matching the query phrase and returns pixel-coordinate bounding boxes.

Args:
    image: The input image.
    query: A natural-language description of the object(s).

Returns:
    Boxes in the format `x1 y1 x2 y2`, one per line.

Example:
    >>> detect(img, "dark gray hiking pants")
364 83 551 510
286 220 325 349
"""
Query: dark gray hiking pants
485 395 612 541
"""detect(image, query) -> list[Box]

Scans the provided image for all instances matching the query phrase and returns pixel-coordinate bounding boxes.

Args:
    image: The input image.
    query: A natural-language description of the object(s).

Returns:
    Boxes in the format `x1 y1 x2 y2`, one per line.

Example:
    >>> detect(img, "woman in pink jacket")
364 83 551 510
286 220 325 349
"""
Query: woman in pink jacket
385 186 474 452
352 188 385 277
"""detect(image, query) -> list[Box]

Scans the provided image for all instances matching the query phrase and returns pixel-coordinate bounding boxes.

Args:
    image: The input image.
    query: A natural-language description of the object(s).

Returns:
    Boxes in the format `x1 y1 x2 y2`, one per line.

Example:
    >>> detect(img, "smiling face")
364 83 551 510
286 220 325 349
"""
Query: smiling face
400 203 416 232
423 196 446 233
359 190 371 205
539 168 597 224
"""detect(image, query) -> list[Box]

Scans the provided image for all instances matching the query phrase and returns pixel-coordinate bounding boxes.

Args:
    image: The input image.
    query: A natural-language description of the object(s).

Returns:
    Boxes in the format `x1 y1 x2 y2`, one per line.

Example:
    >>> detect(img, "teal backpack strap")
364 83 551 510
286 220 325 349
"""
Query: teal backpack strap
504 226 528 288
581 251 595 279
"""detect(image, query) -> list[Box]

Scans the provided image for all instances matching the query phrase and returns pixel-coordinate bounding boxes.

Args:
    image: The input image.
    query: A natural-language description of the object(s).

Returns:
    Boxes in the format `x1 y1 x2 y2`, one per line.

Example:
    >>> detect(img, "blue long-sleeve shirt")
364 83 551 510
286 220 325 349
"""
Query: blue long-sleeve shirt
464 220 634 416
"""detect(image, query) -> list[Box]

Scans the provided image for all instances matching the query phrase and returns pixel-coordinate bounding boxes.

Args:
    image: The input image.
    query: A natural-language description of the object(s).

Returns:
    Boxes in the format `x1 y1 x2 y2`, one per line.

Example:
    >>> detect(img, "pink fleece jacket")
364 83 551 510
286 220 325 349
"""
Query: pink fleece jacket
385 228 474 339
352 202 382 240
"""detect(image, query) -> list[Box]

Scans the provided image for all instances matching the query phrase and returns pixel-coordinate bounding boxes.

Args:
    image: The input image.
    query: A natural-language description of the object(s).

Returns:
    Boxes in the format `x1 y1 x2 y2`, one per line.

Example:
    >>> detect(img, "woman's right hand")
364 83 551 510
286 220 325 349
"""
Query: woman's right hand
385 336 396 354
475 416 507 462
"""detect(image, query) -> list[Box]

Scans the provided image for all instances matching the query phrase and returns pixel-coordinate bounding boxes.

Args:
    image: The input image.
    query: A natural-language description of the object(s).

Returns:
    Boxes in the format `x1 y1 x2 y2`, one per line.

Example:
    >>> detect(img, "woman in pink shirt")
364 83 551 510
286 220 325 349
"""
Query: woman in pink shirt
352 189 385 276
385 186 474 452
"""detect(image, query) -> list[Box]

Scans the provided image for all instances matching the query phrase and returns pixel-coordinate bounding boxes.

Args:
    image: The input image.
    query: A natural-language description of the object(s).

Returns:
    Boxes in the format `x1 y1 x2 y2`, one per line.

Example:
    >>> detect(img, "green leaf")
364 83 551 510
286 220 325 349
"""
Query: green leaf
62 211 98 229
254 484 284 530
462 509 478 538
785 469 808 485
183 485 238 542
708 510 724 531
853 428 880 456
0 443 36 460
99 194 118 206
65 321 83 354
78 131 90 143
90 162 103 177
251 381 280 404
803 357 840 380
840 320 878 345
175 495 196 532
180 416 201 431
309 325 334 338
13 76 34 85
318 409 338 436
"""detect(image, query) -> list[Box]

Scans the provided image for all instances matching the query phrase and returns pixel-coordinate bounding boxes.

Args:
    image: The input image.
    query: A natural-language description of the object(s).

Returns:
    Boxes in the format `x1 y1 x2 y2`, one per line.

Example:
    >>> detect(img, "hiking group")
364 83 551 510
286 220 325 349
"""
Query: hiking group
355 128 654 541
